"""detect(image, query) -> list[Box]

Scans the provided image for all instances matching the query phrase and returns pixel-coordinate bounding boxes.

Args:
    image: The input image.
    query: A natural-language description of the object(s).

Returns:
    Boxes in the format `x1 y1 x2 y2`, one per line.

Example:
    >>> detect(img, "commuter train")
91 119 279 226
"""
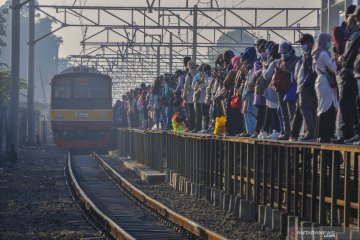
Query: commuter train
50 66 112 149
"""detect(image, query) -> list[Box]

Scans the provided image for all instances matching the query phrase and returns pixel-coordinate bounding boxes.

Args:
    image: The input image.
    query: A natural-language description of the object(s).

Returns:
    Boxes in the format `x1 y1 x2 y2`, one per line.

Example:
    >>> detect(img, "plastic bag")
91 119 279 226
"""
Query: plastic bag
214 116 226 135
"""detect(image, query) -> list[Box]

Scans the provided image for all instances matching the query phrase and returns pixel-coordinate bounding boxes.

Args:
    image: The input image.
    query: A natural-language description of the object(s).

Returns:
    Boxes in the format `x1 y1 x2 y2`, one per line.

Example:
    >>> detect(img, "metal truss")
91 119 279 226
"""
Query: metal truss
34 3 320 97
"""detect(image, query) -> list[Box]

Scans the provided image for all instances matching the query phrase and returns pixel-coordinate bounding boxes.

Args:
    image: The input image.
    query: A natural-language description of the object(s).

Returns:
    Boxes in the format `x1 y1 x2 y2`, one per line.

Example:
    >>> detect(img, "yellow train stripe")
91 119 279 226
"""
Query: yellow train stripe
51 109 112 121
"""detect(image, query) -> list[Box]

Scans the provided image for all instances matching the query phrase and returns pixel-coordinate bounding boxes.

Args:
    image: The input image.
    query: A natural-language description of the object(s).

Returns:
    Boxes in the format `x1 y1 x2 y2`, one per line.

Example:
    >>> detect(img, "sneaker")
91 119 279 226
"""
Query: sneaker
198 129 208 134
298 135 316 142
354 141 360 145
277 133 289 140
250 132 259 138
237 132 251 137
344 135 360 144
258 131 268 139
289 136 298 141
267 130 280 139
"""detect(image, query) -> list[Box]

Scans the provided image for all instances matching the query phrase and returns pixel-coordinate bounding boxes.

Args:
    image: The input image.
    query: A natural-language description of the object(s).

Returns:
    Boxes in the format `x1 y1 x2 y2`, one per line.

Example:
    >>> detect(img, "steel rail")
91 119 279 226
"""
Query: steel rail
66 151 136 240
93 152 227 240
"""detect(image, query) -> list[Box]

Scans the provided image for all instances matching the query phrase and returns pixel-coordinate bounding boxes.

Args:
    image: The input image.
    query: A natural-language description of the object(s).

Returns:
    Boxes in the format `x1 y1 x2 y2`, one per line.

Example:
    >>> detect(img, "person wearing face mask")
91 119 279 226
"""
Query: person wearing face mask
250 43 268 138
334 14 360 144
273 42 300 140
237 47 258 137
289 34 317 141
193 64 211 133
312 33 338 143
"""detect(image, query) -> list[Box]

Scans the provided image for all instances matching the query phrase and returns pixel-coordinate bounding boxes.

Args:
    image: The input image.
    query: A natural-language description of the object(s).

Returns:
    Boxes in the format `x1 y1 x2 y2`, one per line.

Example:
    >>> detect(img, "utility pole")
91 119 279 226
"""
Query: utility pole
169 33 173 74
192 5 198 63
27 0 35 145
7 0 21 160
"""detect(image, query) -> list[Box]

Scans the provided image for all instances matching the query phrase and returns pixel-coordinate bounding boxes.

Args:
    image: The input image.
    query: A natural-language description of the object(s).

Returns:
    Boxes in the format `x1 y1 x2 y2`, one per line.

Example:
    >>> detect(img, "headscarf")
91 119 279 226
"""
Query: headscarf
241 47 257 64
231 56 241 71
311 32 331 60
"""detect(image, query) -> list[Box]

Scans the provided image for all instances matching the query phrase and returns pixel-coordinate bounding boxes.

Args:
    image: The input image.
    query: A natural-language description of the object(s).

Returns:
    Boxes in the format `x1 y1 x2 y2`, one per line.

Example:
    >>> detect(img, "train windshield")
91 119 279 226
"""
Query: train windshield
54 78 71 99
73 76 110 99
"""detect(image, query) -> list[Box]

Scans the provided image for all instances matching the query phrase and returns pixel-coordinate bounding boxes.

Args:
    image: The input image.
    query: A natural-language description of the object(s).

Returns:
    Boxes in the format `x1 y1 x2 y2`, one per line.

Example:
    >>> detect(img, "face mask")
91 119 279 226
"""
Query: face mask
301 44 308 52
260 51 268 60
326 42 332 50
281 53 290 59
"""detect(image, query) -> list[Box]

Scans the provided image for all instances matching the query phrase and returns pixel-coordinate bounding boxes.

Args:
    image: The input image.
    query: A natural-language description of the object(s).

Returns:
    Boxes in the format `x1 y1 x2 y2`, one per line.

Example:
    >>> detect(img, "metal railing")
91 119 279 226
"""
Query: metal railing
115 128 360 229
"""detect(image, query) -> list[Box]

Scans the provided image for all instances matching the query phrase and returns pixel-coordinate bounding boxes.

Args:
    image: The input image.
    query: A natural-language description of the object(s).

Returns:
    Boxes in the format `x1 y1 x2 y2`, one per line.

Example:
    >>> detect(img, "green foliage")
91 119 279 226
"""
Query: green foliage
0 65 27 103
0 7 8 59
0 66 11 101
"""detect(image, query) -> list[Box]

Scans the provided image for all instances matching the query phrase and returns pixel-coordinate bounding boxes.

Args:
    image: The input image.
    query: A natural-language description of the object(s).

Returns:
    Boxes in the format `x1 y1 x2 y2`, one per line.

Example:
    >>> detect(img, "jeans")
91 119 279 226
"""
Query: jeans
154 107 166 130
244 93 256 134
278 91 296 136
165 105 174 130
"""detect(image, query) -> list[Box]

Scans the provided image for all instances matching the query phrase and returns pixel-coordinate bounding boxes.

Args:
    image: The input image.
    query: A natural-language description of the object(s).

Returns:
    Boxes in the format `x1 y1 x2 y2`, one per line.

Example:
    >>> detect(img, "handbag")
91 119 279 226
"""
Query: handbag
283 82 297 102
230 95 241 109
317 67 337 88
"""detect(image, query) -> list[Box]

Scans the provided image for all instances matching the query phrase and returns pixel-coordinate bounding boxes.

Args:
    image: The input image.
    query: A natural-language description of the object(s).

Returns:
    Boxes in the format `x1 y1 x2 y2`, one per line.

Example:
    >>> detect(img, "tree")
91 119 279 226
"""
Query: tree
0 0 66 104
208 30 255 62
0 7 8 60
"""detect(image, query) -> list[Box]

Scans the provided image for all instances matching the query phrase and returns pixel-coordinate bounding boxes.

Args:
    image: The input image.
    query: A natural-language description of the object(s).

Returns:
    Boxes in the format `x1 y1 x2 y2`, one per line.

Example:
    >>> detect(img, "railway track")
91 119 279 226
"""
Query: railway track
65 151 226 240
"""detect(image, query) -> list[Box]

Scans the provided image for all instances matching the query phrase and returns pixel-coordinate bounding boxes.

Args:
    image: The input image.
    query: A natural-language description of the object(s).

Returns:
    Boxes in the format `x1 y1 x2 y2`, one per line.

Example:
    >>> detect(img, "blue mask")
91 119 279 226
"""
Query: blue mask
281 53 291 59
301 44 308 52
326 42 332 50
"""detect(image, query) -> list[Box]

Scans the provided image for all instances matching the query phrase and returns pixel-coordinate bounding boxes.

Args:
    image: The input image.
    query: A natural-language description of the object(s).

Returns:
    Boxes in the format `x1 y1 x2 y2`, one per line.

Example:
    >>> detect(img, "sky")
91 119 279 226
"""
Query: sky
0 0 322 58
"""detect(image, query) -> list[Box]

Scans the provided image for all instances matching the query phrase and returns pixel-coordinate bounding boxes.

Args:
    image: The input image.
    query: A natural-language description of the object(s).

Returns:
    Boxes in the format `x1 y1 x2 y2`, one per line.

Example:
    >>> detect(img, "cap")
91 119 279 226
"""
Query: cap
346 4 356 16
295 33 314 45
254 38 267 47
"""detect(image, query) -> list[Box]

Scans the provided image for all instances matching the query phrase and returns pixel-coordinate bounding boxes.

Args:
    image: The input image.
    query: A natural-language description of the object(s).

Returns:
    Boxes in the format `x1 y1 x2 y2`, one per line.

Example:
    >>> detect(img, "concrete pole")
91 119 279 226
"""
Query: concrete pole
321 0 328 32
27 0 35 145
7 0 21 160
55 44 59 74
192 5 198 63
156 46 160 77
169 33 173 74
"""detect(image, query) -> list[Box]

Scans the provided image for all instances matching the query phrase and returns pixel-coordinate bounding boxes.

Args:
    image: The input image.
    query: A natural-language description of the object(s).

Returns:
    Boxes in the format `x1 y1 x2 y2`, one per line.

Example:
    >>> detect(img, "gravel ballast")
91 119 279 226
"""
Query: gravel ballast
0 145 100 239
104 155 281 240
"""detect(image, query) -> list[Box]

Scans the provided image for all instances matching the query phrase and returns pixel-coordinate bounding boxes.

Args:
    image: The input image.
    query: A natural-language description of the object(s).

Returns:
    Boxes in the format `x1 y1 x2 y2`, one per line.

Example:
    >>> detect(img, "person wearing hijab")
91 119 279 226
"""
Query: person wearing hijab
275 42 300 140
237 47 258 137
312 33 338 143
259 44 281 139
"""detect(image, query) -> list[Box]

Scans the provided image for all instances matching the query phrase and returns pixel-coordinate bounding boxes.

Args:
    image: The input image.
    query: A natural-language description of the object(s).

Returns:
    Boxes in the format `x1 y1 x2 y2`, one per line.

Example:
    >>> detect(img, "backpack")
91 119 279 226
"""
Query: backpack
272 59 292 92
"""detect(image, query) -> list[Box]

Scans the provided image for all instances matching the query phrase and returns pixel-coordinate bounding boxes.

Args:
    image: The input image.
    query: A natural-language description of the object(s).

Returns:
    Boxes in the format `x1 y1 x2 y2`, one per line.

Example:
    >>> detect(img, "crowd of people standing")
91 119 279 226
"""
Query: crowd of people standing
113 4 360 145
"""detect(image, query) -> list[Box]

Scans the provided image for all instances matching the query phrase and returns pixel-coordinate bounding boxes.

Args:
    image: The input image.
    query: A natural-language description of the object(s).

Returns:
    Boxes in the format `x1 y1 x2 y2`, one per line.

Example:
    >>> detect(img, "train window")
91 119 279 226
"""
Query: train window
73 77 109 99
54 79 71 99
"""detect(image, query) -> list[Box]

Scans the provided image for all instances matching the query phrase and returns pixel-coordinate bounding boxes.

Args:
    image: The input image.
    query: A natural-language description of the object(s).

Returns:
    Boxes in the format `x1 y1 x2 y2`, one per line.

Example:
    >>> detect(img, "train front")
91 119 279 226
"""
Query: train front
50 67 112 150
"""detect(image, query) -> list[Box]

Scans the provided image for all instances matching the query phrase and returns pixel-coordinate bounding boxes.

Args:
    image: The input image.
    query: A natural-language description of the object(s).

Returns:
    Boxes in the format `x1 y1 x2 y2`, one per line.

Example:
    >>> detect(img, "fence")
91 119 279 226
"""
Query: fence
115 128 360 235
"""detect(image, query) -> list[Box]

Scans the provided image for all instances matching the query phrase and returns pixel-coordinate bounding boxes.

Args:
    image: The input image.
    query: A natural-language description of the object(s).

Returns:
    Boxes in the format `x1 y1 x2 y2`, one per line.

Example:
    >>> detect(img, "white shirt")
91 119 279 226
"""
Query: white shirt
314 51 339 115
